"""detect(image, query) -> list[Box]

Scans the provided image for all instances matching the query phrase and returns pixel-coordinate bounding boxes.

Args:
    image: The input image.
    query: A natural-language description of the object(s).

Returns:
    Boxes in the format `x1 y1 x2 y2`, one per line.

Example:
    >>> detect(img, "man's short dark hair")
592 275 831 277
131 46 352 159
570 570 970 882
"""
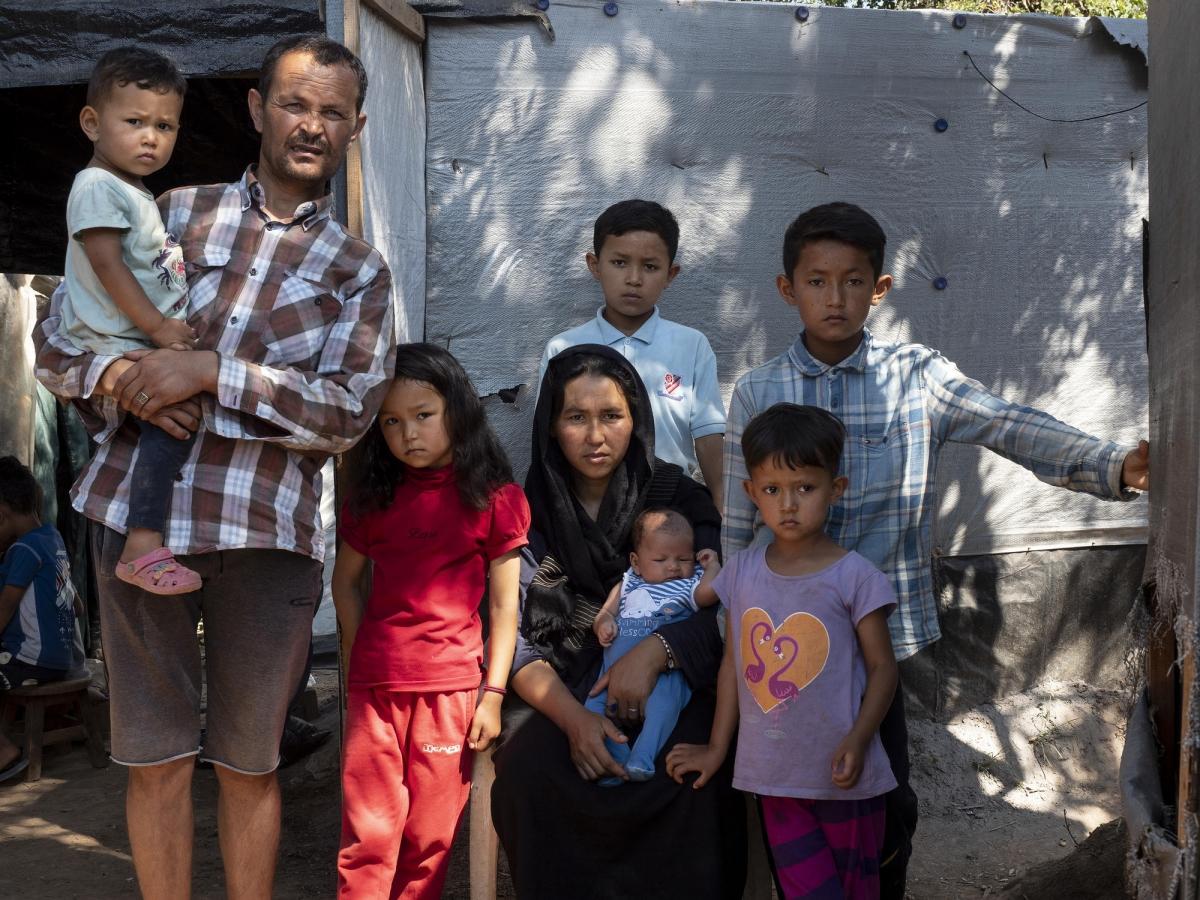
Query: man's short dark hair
593 199 681 263
258 35 368 113
87 47 187 108
782 202 887 281
0 456 42 516
742 404 846 479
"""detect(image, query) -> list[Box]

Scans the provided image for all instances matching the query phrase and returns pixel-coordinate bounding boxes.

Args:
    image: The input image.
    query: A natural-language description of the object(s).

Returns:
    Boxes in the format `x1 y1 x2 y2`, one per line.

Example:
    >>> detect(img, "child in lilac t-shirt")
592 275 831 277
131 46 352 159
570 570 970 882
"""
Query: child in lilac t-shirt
667 404 898 900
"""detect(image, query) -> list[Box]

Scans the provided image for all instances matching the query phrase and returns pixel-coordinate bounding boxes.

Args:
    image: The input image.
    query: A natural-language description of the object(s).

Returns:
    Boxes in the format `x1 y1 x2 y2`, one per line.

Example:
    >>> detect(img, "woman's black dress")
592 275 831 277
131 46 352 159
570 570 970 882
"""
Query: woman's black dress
491 345 747 899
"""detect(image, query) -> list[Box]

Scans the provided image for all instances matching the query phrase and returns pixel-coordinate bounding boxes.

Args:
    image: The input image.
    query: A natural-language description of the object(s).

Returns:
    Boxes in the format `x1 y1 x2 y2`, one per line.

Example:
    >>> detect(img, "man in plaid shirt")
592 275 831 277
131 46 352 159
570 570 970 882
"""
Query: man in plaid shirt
721 203 1150 899
35 36 395 897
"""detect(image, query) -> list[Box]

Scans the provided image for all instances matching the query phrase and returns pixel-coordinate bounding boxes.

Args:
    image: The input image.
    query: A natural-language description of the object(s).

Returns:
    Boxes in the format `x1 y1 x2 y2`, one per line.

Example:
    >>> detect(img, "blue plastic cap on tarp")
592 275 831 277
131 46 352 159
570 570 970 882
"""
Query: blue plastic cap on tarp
536 0 549 9
935 118 949 132
933 276 949 291
604 1 618 15
795 6 810 21
953 13 967 28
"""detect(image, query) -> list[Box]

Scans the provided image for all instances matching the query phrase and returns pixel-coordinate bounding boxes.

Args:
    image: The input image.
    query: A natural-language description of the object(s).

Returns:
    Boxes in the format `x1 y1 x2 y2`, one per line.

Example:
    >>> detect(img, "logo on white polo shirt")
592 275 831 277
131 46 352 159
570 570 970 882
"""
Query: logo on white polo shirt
658 373 684 402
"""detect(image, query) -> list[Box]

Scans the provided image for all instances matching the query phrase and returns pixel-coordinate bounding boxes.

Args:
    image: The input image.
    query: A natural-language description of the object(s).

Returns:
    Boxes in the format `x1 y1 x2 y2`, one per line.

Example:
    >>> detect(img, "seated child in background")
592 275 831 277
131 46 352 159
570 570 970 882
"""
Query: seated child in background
721 201 1151 896
59 47 198 595
0 457 83 781
538 200 727 507
586 508 721 783
669 405 898 900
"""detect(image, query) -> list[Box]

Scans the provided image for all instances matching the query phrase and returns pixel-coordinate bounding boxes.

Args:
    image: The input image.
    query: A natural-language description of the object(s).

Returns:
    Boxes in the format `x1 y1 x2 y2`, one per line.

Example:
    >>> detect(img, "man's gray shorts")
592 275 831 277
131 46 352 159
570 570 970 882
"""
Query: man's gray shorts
93 526 320 774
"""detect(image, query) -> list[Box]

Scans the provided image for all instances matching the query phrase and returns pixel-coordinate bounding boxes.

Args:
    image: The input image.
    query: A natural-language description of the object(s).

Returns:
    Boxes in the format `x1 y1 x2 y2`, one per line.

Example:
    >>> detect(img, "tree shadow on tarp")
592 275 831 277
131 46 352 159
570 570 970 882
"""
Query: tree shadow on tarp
421 4 1149 724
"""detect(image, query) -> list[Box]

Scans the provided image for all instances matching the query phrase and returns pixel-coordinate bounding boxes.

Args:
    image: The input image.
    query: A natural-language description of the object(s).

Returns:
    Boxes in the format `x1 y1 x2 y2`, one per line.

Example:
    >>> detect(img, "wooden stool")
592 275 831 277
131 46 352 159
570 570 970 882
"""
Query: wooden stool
0 675 108 781
469 749 499 900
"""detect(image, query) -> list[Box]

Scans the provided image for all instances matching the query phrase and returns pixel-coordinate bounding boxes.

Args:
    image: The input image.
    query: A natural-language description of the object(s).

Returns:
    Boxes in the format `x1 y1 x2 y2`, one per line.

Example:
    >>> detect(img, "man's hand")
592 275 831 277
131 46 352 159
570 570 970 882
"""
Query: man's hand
114 349 219 419
1122 439 1150 492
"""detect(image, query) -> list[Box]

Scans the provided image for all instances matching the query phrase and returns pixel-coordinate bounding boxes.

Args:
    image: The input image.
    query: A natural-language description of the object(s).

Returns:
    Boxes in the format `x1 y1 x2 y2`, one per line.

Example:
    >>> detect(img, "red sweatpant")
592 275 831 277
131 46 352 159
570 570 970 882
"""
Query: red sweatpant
338 688 475 899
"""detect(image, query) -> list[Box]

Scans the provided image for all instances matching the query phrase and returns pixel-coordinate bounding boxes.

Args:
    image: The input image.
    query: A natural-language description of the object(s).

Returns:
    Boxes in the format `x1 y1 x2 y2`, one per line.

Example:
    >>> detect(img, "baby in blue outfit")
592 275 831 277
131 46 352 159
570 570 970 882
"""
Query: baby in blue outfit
587 508 720 783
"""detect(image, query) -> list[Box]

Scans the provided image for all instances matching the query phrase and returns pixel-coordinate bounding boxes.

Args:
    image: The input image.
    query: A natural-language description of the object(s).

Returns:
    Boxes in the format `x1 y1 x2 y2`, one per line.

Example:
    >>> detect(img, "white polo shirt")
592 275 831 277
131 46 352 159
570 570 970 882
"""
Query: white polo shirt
537 307 726 473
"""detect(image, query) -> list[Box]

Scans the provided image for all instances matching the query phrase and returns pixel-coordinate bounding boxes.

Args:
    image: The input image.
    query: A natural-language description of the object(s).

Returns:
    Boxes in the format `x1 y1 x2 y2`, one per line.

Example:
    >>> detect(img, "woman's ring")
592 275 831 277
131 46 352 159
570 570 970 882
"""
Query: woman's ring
134 391 151 406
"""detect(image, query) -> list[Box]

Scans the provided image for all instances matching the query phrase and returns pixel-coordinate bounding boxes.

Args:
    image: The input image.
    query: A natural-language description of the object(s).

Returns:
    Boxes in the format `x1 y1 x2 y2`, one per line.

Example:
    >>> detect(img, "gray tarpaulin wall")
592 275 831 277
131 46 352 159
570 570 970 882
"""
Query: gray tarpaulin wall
421 0 1149 712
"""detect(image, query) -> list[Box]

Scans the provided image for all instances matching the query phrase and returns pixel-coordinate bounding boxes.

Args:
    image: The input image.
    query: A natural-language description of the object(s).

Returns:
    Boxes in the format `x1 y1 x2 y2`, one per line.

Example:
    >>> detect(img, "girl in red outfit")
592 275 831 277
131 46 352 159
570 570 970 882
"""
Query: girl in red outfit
333 343 530 899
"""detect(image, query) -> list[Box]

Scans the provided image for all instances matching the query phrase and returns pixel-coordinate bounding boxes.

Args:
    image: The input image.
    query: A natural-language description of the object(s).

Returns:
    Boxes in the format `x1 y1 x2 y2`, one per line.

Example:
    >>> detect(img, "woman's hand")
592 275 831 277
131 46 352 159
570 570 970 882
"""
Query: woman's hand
564 707 628 782
588 634 666 726
468 692 503 752
665 742 726 789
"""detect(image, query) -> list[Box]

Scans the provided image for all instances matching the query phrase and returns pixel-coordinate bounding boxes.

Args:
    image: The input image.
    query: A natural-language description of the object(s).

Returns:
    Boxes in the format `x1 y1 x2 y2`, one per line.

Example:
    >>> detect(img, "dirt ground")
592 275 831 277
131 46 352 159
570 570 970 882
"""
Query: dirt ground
1 672 1131 899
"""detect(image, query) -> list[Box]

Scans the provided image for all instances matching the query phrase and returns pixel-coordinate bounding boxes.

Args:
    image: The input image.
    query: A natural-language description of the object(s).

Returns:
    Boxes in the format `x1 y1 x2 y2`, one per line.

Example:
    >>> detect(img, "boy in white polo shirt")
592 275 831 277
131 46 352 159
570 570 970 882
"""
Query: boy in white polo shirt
538 200 726 506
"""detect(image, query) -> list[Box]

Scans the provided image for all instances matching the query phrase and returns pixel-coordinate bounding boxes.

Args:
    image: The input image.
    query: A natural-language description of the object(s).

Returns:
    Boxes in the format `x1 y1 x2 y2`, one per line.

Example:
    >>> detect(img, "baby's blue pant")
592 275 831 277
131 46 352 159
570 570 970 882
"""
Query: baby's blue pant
585 610 692 782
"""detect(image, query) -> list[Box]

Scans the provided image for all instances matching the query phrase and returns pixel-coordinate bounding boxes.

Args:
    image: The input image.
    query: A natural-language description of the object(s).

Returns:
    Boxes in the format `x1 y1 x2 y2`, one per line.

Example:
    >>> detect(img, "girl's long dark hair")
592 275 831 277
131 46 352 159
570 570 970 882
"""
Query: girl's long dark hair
351 343 514 515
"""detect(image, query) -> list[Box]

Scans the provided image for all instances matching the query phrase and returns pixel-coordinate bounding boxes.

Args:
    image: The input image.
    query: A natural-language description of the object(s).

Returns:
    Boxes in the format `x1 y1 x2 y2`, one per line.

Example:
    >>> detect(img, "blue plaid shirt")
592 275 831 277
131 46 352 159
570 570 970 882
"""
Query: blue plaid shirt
722 329 1134 660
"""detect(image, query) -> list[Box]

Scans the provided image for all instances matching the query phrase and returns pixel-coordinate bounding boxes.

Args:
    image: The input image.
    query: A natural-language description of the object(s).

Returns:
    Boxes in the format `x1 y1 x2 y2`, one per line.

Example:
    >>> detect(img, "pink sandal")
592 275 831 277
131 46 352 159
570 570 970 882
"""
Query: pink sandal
115 547 202 596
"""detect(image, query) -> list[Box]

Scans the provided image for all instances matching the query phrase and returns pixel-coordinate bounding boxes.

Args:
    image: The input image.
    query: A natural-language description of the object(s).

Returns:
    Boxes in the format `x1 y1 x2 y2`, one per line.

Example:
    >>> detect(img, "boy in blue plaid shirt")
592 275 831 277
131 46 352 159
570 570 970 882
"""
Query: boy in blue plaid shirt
721 202 1150 897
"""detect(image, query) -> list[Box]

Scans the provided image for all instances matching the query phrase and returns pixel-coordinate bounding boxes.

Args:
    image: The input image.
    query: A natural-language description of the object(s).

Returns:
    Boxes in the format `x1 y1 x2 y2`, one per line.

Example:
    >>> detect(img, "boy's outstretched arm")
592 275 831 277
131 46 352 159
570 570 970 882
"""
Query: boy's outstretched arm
925 353 1145 500
832 607 897 790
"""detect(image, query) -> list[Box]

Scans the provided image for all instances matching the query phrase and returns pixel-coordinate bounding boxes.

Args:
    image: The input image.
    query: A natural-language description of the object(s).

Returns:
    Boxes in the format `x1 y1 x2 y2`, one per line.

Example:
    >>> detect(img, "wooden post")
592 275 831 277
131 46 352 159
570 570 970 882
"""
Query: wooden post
344 0 364 241
363 0 426 42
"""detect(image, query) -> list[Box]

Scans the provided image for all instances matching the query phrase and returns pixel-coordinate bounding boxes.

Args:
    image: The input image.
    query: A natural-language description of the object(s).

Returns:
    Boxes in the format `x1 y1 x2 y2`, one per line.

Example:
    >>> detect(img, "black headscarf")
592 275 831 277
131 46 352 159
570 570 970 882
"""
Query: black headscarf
522 345 657 663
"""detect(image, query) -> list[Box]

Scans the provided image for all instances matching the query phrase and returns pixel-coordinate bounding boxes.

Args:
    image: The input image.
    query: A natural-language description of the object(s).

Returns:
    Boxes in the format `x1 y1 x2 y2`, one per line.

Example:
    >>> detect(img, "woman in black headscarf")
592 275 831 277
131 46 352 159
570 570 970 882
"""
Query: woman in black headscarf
491 345 746 898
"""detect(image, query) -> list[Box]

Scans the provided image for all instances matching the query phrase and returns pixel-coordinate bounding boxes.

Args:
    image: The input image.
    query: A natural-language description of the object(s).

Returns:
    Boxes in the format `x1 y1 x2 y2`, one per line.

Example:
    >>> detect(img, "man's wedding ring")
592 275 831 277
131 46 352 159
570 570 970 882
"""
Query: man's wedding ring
134 391 151 406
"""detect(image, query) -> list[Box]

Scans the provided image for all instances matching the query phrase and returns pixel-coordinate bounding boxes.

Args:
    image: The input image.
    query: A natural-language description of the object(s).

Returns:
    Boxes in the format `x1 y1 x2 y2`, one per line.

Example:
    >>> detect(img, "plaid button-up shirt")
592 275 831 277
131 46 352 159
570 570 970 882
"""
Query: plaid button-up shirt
721 329 1132 659
36 167 396 562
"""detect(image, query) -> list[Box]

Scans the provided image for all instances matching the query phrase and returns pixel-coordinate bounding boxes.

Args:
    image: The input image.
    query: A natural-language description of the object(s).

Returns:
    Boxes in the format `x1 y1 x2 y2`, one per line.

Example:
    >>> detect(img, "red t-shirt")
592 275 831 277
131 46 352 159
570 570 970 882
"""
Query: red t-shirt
339 465 530 691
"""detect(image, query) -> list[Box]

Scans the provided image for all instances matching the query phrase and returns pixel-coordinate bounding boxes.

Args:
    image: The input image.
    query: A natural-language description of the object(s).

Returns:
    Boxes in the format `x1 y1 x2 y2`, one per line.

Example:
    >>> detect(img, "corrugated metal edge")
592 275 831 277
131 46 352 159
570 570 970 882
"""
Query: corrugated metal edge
1091 16 1148 63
